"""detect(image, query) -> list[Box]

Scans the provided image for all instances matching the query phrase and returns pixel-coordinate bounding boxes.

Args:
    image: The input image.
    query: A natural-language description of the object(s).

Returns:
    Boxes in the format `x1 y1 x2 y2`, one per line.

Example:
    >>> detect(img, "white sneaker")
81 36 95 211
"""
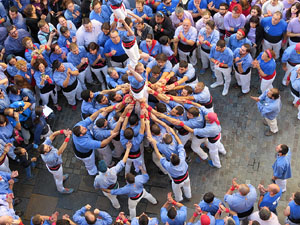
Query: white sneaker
222 88 229 96
210 82 223 88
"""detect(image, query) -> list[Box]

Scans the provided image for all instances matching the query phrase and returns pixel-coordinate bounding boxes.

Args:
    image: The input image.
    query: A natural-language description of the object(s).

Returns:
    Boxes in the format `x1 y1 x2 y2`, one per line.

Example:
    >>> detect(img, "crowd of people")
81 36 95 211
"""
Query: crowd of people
0 0 299 224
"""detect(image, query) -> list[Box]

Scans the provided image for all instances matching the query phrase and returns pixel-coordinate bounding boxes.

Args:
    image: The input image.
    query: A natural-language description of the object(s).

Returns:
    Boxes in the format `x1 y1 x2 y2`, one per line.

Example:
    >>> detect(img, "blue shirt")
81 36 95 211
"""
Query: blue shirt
272 149 292 179
72 117 102 153
160 144 188 178
224 184 257 213
210 46 233 67
261 17 287 37
58 30 76 49
156 134 178 160
87 47 105 66
67 46 88 67
172 63 195 82
0 86 10 113
194 122 221 138
257 89 281 120
104 39 126 56
120 130 144 153
73 207 112 225
10 12 27 30
147 59 172 73
128 71 146 89
0 122 14 143
132 5 153 19
119 29 135 43
188 0 208 12
0 171 13 194
40 137 63 167
12 0 30 12
34 67 54 89
282 45 300 64
289 200 300 220
257 52 276 75
228 34 252 52
198 28 219 51
233 48 253 72
199 198 223 216
53 63 78 87
89 6 112 23
50 47 68 64
161 206 187 225
93 126 111 141
259 190 282 213
97 32 110 47
186 213 215 225
157 0 180 15
140 40 161 57
290 65 300 92
4 29 30 55
64 4 82 26
111 174 149 197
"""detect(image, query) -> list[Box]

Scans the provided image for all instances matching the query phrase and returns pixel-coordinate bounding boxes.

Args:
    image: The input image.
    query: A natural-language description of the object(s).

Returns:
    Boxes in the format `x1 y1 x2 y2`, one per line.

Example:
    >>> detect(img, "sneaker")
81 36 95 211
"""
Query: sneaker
63 174 69 182
210 82 222 88
60 188 74 194
238 92 248 98
185 156 192 163
71 105 77 111
199 69 206 74
208 160 215 167
222 88 229 96
265 130 276 136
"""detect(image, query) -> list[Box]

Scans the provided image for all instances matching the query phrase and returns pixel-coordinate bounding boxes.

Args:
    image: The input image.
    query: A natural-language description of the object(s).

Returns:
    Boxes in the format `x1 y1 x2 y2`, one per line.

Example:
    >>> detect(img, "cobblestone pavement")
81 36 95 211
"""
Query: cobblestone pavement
11 62 300 224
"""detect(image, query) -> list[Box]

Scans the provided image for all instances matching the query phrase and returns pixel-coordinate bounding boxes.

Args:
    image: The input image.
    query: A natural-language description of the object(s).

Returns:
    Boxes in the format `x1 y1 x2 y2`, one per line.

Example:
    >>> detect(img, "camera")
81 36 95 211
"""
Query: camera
51 30 56 34
157 24 162 32
14 106 24 112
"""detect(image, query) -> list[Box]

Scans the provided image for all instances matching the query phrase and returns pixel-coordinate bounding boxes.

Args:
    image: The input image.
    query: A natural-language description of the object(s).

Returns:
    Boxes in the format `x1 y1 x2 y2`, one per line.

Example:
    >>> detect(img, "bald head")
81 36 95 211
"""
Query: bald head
182 19 191 31
238 184 250 196
268 184 280 195
85 211 96 224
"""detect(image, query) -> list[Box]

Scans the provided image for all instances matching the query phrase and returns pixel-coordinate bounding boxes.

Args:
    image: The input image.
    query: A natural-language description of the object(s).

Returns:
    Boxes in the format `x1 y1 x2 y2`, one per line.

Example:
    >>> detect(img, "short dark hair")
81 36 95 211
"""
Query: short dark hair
72 126 82 137
156 102 167 113
56 219 71 225
216 40 226 48
101 22 110 30
188 107 199 117
87 42 99 52
243 43 251 53
174 106 184 115
14 147 24 156
167 206 177 219
271 88 280 99
156 53 168 62
7 25 16 33
163 133 173 144
249 16 260 24
38 144 46 154
9 6 18 13
206 20 215 30
129 113 138 125
179 60 188 68
183 86 193 95
138 214 149 225
259 207 271 221
219 2 229 9
146 33 154 40
171 154 180 166
151 65 161 74
203 192 215 203
96 118 106 128
60 26 69 34
95 94 105 103
279 144 289 155
125 17 132 26
151 123 161 135
124 127 134 140
52 60 62 71
82 17 91 25
81 90 91 102
126 173 135 183
294 192 300 205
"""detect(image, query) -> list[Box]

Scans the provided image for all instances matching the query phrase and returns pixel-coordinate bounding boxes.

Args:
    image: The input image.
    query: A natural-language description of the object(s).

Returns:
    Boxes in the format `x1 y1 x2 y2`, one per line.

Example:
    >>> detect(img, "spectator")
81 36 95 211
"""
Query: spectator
76 18 102 48
64 0 82 28
4 25 30 56
8 6 27 30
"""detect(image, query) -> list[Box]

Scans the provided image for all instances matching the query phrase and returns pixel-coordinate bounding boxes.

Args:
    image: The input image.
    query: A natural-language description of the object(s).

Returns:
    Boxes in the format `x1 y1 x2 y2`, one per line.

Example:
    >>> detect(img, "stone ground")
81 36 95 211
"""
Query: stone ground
10 61 300 225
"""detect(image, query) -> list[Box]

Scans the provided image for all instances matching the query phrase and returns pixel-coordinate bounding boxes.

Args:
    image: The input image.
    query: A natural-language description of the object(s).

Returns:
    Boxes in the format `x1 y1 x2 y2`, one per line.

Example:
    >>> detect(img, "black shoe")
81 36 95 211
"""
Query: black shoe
238 92 248 98
13 198 22 206
15 210 23 217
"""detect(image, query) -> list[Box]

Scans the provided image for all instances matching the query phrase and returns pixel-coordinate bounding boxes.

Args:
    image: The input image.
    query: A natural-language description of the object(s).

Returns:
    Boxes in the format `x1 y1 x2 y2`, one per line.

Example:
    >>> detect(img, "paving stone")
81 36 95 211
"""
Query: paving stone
14 184 34 199
57 191 97 210
145 187 169 214
24 194 58 220
78 175 96 193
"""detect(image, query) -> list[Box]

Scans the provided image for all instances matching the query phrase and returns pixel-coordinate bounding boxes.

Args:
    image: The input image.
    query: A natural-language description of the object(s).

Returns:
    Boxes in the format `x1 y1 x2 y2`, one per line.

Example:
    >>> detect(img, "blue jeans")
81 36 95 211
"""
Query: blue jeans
25 162 36 178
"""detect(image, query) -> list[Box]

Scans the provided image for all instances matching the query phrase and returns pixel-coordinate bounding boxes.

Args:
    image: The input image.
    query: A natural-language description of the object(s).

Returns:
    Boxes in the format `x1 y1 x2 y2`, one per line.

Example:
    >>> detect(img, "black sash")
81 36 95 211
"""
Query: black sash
40 83 55 94
176 127 188 135
62 79 78 93
130 191 143 200
237 207 254 218
201 46 210 54
264 31 282 44
128 149 141 159
92 61 106 69
288 61 300 67
288 216 300 224
178 41 197 54
78 62 88 72
290 36 300 43
172 171 189 184
208 134 220 143
48 164 61 171
111 54 129 62
234 63 251 75
200 96 213 109
291 84 300 97
72 142 93 158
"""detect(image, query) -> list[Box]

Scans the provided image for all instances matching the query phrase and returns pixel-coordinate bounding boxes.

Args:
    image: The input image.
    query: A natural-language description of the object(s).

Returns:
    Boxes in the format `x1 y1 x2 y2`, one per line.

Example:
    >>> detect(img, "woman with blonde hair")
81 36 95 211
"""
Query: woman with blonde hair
15 59 34 85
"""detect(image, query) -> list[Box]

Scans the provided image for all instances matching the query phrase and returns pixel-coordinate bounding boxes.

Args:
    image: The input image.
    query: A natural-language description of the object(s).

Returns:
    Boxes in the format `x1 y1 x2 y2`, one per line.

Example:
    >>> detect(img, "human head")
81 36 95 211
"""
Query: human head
107 67 119 79
101 22 110 35
236 28 246 40
219 3 229 15
250 5 262 17
125 173 135 183
163 133 173 144
58 16 68 27
23 4 36 17
146 34 154 47
216 40 226 52
238 184 250 196
33 58 48 72
239 43 251 56
182 19 192 32
65 0 75 12
110 30 120 44
32 214 45 225
206 20 215 34
98 160 108 173
163 0 172 6
72 125 88 137
203 192 215 203
170 153 180 166
138 213 149 225
202 10 211 24
249 16 260 28
232 4 242 18
181 86 193 96
187 107 199 119
92 0 102 14
275 144 289 155
14 147 26 156
9 6 19 20
294 192 300 205
22 37 34 49
270 0 278 6
200 214 211 225
261 49 276 61
167 206 177 219
95 94 108 105
155 11 165 23
129 113 139 126
82 18 93 32
136 0 145 12
151 65 161 78
271 11 282 25
96 118 107 128
7 25 18 39
155 102 167 113
124 127 134 140
108 91 122 102
15 60 27 72
52 60 65 72
69 42 79 55
259 207 271 221
195 82 205 93
170 105 184 116
81 89 93 102
156 53 168 68
175 6 184 20
267 183 280 195
84 211 96 224
60 26 70 38
267 88 280 99
0 115 8 127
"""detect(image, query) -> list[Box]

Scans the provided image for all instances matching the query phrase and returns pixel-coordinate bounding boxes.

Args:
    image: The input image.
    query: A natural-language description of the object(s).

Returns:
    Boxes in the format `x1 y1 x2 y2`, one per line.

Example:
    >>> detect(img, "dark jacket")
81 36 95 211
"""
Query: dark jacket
149 16 175 40
244 21 264 47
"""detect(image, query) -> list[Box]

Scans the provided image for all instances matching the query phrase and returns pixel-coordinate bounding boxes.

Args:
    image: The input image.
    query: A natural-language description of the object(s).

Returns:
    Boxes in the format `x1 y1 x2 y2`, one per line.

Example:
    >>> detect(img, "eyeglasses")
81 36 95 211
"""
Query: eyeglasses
9 30 17 35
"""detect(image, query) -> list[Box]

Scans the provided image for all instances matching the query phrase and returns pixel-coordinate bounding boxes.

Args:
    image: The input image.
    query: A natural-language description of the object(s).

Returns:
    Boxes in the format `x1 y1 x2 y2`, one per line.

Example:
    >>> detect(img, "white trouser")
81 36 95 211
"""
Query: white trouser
282 63 295 86
91 66 108 89
46 164 64 192
207 138 226 168
40 87 58 106
260 76 275 93
122 42 140 68
285 217 300 225
205 106 214 113
131 84 148 100
103 190 120 209
215 66 232 93
171 176 192 202
21 126 30 144
288 39 298 46
291 93 300 120
111 3 127 20
75 151 98 175
112 139 125 158
152 151 168 174
235 70 251 93
62 80 82 106
177 132 191 146
191 136 208 160
178 48 197 66
263 39 281 60
0 156 11 173
110 59 128 68
200 48 214 72
275 179 287 192
78 65 93 90
125 154 146 175
96 145 112 166
265 117 278 133
128 188 157 219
